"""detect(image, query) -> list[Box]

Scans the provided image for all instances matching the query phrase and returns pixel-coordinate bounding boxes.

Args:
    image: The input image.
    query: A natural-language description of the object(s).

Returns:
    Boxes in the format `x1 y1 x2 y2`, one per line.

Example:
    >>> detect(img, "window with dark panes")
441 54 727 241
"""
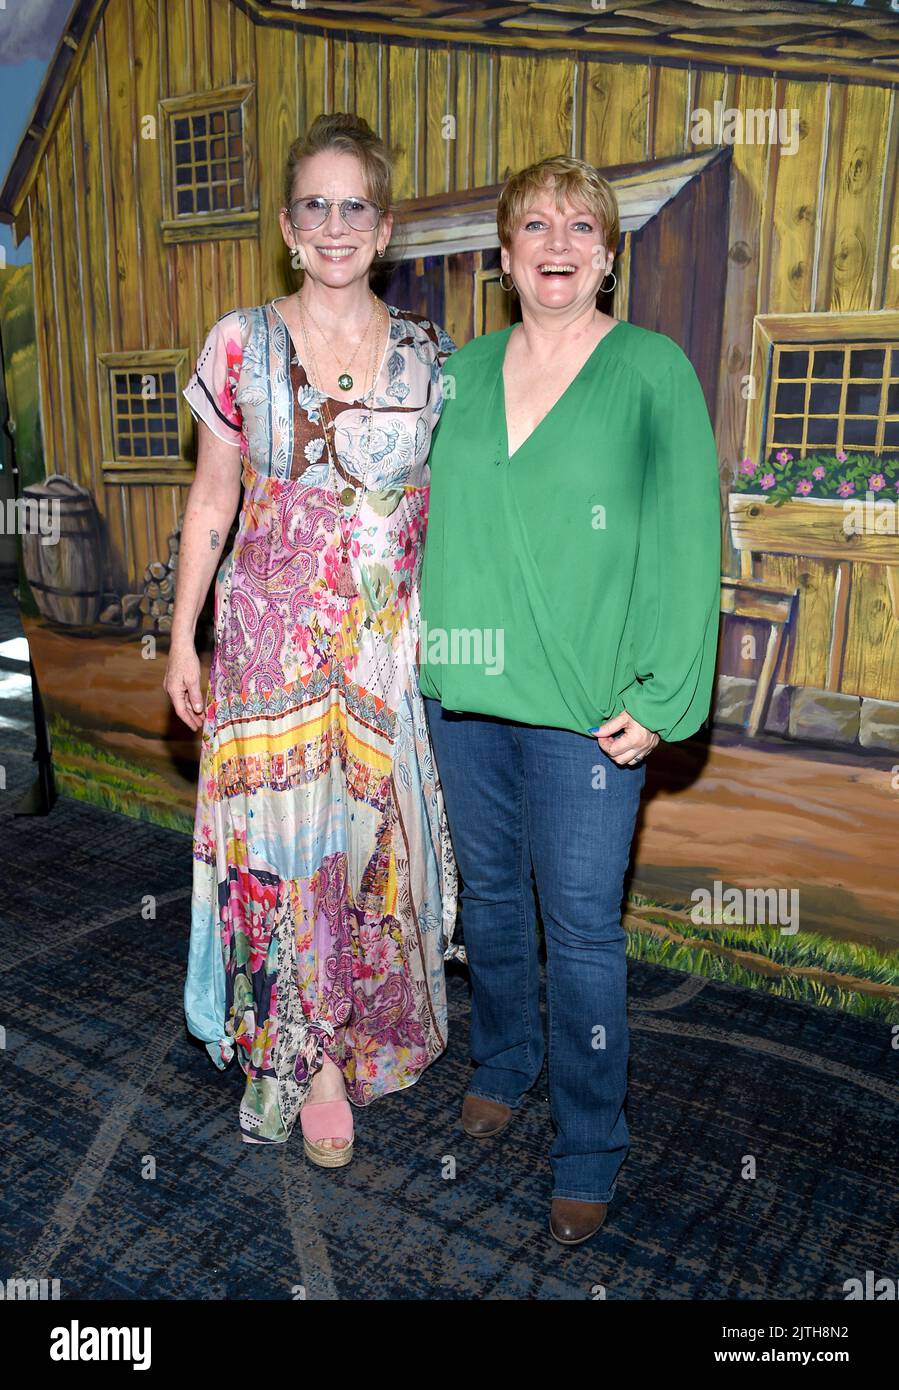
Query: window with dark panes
109 367 181 461
765 342 899 459
172 105 245 217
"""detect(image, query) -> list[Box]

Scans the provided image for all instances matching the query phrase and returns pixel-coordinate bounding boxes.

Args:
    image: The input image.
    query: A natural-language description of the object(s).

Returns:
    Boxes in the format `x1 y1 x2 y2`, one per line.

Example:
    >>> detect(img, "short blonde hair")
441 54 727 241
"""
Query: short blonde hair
496 155 620 257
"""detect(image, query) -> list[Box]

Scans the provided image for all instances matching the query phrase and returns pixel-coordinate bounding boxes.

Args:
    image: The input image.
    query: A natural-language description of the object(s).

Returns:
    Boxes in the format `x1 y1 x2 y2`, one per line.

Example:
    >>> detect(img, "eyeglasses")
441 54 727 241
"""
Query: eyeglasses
285 196 384 232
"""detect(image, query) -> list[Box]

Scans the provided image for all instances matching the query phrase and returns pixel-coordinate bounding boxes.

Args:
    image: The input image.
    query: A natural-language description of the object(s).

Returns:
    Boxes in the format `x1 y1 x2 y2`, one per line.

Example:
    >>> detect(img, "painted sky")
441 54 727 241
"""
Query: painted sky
0 0 72 267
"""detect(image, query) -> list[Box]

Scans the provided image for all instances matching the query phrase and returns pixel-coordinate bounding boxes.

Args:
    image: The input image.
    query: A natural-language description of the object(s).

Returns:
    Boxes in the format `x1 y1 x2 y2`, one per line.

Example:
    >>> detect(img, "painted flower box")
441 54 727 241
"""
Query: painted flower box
730 449 899 623
728 491 899 567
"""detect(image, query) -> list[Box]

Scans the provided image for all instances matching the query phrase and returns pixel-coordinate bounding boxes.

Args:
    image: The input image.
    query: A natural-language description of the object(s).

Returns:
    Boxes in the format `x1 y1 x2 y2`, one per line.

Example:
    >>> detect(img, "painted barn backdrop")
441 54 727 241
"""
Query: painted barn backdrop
1 0 897 1018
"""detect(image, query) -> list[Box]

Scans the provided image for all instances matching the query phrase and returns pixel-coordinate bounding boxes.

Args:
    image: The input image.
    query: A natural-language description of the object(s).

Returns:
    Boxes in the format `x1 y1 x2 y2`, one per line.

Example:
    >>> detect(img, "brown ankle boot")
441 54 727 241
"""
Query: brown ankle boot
461 1093 513 1137
549 1198 609 1245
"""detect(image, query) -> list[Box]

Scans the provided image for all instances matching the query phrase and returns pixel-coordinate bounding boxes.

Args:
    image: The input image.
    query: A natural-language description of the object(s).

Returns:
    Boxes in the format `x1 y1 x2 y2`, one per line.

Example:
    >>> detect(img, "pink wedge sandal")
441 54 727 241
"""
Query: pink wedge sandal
299 1098 354 1168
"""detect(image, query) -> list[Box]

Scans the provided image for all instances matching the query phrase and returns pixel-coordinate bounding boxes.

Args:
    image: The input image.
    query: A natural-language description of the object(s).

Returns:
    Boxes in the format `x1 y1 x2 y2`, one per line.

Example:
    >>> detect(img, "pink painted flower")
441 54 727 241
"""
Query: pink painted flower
321 541 343 594
739 456 756 476
195 823 215 860
812 466 826 480
295 617 330 670
393 513 424 577
370 938 396 977
868 473 885 492
760 472 776 490
395 525 418 574
358 921 380 950
795 478 813 495
837 478 855 497
218 337 243 423
776 449 793 465
836 449 847 463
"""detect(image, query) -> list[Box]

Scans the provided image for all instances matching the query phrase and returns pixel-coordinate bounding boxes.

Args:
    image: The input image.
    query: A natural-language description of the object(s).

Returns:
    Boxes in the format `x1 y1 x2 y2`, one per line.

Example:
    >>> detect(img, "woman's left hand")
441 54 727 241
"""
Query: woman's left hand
593 709 660 766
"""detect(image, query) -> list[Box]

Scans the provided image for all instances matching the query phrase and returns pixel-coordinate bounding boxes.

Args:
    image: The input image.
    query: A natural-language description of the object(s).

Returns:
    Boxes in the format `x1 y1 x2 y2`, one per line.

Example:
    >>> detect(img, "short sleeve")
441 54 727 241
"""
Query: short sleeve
182 311 244 445
618 347 722 741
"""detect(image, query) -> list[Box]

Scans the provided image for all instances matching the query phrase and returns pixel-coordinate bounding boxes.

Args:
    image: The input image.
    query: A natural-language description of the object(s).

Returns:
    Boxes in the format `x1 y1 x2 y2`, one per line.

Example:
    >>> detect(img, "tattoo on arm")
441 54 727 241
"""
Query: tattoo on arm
210 529 219 550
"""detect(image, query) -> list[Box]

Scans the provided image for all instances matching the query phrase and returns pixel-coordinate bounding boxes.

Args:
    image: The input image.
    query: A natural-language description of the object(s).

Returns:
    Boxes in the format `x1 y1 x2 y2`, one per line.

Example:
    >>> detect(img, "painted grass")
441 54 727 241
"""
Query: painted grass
50 715 194 835
625 892 899 1024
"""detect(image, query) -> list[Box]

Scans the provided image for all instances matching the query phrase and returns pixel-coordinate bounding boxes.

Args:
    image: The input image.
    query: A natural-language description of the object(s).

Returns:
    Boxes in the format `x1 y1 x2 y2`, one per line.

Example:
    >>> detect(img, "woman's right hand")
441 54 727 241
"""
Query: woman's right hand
164 640 206 731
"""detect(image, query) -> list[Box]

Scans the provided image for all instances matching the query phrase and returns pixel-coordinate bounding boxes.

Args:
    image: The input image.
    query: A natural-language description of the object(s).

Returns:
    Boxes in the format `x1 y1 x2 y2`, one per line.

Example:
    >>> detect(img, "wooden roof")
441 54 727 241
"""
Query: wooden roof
390 148 730 258
1 0 897 233
254 0 899 75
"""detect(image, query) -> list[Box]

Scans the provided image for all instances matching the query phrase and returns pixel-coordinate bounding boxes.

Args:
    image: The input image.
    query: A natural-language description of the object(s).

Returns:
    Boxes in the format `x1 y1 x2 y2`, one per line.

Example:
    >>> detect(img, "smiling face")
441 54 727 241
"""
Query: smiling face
279 149 393 289
500 186 614 315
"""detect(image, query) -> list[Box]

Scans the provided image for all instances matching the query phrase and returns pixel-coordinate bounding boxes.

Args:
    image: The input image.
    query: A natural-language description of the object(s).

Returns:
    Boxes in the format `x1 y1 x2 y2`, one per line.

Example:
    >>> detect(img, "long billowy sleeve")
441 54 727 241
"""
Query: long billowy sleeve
619 347 721 741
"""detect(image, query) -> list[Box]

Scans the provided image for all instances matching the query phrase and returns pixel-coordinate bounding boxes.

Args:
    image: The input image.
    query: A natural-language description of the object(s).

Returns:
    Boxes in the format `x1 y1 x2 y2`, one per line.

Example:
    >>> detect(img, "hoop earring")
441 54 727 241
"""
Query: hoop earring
599 270 617 293
499 270 515 292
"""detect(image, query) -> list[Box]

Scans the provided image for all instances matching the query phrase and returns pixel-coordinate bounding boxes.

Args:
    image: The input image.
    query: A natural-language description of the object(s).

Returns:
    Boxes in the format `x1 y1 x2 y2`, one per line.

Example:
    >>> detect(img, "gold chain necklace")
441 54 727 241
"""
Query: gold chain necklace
297 288 378 393
298 306 385 598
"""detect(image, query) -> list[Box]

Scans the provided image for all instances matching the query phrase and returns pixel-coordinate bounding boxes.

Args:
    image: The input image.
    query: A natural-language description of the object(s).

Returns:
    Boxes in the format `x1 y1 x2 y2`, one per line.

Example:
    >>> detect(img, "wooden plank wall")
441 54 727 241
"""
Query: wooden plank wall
28 0 260 592
24 4 899 693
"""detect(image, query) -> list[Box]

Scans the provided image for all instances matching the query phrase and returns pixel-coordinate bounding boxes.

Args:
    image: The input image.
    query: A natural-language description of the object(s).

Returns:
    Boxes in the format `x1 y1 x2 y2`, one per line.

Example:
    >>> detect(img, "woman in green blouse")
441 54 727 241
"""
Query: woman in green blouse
419 155 721 1245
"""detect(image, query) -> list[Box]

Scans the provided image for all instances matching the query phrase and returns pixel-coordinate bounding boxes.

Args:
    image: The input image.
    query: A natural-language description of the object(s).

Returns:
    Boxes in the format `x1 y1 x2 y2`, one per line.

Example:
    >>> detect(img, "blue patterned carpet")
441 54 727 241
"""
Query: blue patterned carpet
0 584 896 1300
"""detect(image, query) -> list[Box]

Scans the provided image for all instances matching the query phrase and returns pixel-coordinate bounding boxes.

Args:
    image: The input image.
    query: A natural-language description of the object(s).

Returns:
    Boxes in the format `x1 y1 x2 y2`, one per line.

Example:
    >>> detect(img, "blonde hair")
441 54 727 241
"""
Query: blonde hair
283 112 395 216
496 155 620 257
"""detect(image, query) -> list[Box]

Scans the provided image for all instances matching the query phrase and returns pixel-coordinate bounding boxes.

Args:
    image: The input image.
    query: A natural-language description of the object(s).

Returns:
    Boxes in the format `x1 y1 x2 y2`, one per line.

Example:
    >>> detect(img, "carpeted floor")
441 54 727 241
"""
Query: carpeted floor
0 583 896 1300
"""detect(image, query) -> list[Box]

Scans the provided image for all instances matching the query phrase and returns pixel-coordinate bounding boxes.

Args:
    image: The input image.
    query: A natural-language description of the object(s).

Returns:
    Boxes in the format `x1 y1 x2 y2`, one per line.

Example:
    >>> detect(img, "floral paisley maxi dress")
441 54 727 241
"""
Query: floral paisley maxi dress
181 297 458 1144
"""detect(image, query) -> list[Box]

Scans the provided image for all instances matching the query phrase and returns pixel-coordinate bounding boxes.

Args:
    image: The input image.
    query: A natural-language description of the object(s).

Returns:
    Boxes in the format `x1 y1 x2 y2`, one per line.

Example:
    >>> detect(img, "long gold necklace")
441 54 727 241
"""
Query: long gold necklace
297 288 378 393
298 306 385 598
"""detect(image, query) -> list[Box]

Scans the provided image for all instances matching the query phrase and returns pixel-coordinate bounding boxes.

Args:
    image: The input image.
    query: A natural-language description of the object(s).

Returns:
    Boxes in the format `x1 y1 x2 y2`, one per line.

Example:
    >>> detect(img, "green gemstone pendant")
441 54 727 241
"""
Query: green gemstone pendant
339 486 356 506
337 372 353 391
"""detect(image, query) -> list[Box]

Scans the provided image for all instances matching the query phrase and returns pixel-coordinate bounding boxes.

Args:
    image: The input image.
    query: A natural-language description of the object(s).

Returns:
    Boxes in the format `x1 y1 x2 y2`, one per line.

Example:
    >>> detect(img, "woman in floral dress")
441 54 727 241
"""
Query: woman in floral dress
165 113 457 1157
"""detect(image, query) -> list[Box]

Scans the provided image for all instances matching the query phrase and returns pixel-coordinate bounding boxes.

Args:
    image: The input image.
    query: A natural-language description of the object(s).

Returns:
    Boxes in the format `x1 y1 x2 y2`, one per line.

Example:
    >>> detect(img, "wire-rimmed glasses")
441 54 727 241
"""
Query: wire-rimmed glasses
285 196 384 232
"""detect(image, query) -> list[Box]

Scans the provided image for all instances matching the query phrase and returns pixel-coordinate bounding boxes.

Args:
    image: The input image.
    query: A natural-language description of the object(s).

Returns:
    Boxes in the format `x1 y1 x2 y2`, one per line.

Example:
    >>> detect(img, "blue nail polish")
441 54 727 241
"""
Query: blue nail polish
587 726 599 733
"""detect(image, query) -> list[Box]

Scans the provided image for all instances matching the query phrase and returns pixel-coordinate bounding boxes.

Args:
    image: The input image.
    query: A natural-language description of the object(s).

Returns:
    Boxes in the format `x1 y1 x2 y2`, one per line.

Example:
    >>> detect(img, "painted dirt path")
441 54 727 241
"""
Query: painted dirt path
630 732 898 954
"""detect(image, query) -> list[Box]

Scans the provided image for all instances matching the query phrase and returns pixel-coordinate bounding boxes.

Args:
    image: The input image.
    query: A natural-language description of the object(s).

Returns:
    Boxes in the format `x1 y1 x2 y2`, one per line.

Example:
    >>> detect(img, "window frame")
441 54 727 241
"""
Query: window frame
98 349 193 485
745 312 899 468
158 84 258 244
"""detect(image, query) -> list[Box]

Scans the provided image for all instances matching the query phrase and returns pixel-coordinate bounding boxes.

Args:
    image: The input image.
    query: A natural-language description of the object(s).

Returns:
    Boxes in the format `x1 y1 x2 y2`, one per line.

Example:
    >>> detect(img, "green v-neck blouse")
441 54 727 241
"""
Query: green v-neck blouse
417 319 722 741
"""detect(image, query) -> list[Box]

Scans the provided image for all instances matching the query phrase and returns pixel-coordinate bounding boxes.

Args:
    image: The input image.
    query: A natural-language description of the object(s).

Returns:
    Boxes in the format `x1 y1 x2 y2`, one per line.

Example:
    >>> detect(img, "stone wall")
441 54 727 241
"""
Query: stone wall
715 676 899 754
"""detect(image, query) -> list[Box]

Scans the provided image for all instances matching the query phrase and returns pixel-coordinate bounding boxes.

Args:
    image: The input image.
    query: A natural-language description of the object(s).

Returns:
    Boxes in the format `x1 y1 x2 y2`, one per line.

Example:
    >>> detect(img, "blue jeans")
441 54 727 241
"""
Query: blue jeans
424 698 646 1204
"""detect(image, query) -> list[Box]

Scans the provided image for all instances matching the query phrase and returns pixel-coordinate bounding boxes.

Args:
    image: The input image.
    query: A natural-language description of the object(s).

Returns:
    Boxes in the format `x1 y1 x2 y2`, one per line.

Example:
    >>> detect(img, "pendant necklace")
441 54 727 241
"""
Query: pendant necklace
297 287 378 393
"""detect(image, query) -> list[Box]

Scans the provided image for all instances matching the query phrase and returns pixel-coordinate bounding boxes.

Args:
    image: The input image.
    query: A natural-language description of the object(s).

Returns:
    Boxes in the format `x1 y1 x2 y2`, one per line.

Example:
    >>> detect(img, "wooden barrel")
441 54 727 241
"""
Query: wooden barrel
20 474 103 625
